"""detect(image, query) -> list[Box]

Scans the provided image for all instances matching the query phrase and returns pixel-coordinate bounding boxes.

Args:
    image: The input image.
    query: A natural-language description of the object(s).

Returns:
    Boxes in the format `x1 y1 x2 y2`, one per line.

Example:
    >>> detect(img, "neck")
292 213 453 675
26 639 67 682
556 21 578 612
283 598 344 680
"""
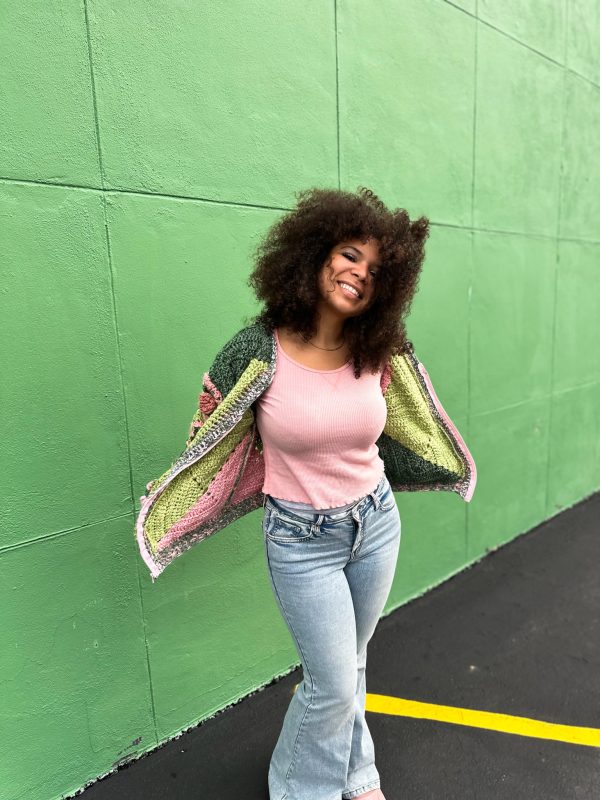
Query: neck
308 305 345 348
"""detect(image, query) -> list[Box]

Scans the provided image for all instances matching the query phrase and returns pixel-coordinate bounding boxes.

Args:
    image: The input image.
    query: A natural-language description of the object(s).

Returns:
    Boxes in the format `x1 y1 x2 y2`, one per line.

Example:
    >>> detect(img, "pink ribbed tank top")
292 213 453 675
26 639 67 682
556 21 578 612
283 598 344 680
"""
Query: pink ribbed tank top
254 328 387 510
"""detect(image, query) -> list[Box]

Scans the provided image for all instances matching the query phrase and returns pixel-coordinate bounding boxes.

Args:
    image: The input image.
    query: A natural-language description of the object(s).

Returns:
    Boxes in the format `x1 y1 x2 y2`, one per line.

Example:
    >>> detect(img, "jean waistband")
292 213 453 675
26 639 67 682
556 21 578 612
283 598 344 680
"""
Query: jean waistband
271 495 357 515
263 472 389 522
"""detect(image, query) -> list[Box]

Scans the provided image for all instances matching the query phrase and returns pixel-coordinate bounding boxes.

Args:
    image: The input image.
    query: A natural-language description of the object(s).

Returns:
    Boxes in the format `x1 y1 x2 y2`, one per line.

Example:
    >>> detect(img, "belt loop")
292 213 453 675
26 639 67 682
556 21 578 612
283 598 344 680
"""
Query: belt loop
370 489 380 511
312 513 324 534
262 493 267 509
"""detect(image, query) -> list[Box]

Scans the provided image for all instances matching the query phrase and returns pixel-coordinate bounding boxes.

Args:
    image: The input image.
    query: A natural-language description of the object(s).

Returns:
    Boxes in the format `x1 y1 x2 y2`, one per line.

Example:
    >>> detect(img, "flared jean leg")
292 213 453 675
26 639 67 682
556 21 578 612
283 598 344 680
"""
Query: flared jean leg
264 541 359 800
341 503 401 798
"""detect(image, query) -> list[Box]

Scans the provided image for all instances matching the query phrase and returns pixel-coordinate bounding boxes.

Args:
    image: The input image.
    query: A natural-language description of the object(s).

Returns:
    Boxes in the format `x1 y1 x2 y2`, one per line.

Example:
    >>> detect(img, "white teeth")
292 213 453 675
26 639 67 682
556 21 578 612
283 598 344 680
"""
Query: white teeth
339 282 360 298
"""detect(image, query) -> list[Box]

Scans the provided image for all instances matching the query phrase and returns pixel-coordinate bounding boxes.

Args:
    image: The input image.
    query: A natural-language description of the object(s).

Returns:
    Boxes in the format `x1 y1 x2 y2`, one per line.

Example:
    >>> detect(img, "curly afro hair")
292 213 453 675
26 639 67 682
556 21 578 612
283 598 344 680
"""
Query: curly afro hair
245 186 430 378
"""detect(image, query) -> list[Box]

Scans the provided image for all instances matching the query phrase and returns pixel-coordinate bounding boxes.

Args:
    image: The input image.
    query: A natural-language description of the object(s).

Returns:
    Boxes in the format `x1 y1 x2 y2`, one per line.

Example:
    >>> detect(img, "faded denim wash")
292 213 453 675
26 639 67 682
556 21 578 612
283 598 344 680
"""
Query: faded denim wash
262 473 401 800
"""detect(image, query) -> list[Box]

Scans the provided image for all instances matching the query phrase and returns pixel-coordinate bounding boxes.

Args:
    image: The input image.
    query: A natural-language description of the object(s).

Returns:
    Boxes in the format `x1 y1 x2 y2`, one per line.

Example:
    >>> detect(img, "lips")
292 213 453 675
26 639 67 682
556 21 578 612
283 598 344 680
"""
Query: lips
338 281 362 299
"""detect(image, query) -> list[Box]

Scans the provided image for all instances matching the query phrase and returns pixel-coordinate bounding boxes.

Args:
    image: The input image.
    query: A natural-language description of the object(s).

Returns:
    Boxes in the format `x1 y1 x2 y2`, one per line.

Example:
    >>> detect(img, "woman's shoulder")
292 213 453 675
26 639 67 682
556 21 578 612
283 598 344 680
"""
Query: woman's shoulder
218 321 273 359
208 321 274 396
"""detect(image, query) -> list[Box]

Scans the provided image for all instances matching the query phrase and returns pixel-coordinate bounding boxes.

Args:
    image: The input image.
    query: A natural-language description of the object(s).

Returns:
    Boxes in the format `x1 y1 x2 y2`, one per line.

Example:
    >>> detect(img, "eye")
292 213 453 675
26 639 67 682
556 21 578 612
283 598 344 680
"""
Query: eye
343 251 379 279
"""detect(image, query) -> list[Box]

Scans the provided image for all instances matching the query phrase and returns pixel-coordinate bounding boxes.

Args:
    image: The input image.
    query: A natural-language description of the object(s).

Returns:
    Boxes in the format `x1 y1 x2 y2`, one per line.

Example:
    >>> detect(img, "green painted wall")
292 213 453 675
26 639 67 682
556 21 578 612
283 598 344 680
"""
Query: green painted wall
1 1 598 798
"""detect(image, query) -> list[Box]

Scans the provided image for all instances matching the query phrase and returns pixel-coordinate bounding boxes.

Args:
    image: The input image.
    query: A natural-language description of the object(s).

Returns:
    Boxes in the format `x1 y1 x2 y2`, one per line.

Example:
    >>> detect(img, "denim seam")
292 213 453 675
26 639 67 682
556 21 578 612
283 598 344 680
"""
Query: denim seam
264 539 315 799
342 656 376 798
266 530 314 543
342 777 381 798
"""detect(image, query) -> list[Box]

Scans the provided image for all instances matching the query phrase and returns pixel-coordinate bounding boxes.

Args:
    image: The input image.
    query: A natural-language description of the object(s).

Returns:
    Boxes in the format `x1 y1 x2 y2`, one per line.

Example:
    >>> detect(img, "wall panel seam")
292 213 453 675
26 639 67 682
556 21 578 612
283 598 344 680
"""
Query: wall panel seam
101 191 161 744
82 0 105 189
476 15 566 71
334 0 340 189
1 177 599 247
544 53 569 516
466 0 478 559
0 511 131 553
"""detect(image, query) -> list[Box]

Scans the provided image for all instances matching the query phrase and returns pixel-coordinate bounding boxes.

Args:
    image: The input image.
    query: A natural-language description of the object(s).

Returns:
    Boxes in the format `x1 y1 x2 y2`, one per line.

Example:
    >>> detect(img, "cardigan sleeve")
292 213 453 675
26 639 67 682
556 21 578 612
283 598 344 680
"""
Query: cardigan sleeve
184 326 249 448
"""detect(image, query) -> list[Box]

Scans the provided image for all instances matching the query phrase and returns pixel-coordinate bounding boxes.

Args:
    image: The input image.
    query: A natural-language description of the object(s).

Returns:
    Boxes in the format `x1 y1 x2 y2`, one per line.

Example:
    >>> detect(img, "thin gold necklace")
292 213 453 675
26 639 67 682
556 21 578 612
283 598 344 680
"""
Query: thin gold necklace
287 328 346 351
305 338 346 351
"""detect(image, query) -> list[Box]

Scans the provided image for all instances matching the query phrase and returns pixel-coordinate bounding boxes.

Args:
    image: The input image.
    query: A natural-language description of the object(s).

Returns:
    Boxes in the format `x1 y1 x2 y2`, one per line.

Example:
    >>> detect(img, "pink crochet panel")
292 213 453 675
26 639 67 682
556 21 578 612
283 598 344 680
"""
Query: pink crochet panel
380 361 392 395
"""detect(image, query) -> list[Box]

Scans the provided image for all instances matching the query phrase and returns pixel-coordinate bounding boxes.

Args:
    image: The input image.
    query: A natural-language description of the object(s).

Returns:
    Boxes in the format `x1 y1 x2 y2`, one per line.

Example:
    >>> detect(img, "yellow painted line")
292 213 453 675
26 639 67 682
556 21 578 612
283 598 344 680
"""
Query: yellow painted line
365 692 600 748
292 684 599 747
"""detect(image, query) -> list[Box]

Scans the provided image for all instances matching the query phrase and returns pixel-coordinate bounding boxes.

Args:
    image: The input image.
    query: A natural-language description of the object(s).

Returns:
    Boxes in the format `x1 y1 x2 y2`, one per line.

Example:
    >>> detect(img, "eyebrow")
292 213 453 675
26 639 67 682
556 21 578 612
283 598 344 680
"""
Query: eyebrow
342 244 381 269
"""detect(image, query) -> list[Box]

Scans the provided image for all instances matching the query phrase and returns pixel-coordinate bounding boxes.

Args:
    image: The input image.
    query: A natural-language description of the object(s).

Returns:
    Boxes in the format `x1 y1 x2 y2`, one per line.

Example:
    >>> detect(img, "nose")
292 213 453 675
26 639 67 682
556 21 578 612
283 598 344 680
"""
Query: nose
351 260 369 286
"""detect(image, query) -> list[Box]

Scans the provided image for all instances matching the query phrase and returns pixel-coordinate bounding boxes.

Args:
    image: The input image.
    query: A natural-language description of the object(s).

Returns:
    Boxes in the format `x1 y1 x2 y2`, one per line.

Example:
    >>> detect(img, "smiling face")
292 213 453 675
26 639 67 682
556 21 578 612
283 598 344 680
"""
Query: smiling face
317 238 381 319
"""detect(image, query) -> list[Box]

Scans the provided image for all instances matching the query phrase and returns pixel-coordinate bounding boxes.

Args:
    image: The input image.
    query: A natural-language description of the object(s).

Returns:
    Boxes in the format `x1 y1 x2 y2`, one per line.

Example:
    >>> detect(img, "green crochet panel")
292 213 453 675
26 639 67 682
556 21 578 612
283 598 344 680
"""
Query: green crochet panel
209 322 273 398
146 407 254 550
384 353 464 477
376 432 459 486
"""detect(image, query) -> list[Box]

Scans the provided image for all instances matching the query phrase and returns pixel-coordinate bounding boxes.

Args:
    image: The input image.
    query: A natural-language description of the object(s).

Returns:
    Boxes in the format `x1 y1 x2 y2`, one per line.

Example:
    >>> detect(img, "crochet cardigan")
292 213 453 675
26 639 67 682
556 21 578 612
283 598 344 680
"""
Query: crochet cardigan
135 322 477 581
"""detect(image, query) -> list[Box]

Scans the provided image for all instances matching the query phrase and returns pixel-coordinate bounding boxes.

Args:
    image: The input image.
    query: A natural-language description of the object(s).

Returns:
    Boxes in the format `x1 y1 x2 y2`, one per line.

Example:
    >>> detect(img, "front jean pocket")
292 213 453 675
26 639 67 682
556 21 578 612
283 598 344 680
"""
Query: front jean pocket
378 481 397 512
264 507 315 542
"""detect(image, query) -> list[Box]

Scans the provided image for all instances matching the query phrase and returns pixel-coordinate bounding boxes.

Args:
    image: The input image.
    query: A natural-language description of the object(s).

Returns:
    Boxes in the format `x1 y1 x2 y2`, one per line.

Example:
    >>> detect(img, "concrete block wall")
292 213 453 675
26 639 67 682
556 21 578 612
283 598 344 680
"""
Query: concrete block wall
1 2 598 798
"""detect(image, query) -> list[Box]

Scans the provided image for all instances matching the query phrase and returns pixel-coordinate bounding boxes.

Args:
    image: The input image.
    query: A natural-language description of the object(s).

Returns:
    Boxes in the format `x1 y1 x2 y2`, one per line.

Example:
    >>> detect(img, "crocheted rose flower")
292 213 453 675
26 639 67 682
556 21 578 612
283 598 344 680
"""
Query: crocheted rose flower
199 390 218 415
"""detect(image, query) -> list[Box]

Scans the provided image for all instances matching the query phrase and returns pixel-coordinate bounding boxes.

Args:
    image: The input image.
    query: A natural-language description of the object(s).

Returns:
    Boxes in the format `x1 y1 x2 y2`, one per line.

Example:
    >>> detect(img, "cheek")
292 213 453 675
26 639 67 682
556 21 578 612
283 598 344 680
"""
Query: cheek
320 270 337 292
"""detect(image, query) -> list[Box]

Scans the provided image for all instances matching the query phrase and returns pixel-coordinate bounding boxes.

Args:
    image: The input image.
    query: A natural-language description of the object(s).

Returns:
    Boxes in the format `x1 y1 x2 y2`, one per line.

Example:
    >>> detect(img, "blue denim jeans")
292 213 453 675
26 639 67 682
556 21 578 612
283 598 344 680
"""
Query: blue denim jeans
262 473 402 800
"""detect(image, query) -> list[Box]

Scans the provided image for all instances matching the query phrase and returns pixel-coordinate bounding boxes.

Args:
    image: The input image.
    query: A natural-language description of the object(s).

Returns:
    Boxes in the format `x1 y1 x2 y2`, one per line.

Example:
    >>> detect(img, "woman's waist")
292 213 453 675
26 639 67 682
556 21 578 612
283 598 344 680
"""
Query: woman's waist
265 469 388 520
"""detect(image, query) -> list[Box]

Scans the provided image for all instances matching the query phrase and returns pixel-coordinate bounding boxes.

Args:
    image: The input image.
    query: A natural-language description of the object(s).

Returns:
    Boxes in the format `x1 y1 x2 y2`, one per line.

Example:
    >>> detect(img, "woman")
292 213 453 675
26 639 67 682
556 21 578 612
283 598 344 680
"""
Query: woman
252 188 407 800
135 187 476 800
